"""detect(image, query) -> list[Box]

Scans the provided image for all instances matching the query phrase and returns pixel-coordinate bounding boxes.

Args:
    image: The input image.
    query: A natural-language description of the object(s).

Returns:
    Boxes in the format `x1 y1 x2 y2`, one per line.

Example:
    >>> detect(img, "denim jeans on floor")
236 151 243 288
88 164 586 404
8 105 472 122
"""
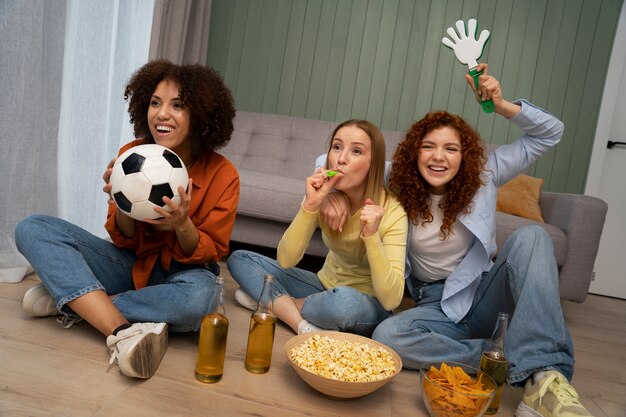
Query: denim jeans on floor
372 225 574 385
15 214 217 332
226 250 391 336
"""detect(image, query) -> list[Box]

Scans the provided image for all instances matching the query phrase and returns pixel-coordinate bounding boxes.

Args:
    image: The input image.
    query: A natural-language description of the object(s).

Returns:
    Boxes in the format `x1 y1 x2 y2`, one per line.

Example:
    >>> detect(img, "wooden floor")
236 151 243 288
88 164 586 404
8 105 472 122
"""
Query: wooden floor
1 261 625 417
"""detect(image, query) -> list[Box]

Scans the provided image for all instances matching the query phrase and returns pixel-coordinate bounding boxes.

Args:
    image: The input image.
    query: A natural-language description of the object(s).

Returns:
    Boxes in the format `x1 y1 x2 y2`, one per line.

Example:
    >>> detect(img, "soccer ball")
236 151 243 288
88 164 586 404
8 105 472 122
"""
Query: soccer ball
109 144 189 220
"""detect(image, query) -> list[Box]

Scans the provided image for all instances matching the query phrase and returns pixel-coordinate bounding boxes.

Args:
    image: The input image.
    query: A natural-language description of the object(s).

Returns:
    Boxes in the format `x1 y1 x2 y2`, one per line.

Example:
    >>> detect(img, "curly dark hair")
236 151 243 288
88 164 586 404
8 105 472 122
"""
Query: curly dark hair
124 60 235 163
390 111 487 239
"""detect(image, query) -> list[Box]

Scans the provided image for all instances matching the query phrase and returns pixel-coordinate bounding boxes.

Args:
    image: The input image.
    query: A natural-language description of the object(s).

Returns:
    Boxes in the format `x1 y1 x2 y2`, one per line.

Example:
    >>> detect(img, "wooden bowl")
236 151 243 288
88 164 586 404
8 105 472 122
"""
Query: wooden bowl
284 331 402 399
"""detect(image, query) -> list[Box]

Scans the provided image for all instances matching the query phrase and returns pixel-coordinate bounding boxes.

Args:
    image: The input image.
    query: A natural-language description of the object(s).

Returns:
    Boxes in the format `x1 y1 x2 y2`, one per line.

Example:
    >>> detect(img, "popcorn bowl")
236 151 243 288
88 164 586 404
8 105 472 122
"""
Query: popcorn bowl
284 331 402 399
420 361 496 417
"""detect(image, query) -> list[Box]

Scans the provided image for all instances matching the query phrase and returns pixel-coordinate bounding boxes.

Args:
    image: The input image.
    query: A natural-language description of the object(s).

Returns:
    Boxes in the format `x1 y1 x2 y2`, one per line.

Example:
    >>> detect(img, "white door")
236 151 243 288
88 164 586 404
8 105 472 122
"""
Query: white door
585 5 626 299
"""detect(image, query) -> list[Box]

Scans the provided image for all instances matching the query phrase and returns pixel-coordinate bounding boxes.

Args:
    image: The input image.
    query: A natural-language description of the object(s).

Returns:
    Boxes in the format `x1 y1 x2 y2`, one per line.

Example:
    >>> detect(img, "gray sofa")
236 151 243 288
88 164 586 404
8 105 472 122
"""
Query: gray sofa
220 111 608 303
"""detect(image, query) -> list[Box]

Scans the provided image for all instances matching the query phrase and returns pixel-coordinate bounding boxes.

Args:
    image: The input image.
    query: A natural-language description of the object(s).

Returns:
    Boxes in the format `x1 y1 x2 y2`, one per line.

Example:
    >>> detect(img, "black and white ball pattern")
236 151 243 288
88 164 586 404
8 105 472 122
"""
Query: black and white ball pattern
109 144 189 220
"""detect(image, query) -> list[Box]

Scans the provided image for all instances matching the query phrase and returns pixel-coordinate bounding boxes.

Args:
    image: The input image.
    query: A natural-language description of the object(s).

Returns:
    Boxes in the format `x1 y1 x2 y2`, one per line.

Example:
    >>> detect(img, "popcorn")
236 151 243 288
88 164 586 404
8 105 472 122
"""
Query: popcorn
289 334 396 382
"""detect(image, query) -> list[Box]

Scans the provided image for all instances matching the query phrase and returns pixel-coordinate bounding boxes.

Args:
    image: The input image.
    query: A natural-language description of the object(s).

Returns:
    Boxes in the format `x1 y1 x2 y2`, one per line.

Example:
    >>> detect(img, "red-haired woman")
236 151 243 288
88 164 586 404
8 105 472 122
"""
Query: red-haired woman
321 64 592 417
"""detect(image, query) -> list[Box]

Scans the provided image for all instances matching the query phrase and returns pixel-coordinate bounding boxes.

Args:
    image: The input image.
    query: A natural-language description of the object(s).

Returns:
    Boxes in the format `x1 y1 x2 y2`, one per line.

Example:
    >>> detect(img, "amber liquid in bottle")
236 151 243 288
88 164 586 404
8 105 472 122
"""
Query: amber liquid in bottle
244 274 276 374
244 312 276 373
480 312 509 415
195 276 228 383
195 313 229 383
480 351 508 414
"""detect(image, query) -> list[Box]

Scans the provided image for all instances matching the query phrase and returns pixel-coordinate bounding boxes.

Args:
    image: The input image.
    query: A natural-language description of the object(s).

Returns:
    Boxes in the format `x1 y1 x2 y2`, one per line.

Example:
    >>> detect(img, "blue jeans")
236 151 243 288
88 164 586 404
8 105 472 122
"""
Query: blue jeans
372 226 574 385
226 250 391 336
15 215 218 332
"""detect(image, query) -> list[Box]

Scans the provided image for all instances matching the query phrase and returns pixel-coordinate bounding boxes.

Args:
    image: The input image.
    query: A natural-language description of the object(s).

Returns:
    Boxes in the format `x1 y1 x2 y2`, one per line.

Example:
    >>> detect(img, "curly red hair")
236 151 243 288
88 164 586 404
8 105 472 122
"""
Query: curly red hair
390 111 487 239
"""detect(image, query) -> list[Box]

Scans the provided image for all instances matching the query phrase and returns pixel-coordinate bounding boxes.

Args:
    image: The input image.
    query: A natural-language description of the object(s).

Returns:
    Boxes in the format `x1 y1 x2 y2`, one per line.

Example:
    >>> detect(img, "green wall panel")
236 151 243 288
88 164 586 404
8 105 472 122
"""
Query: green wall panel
319 1 350 120
262 0 292 114
277 0 306 115
305 0 336 118
207 0 623 194
396 0 430 130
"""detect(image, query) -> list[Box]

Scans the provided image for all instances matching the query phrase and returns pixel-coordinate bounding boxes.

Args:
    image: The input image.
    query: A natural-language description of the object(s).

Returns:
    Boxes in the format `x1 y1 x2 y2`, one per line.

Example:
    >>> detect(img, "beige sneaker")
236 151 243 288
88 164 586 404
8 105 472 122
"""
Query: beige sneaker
21 283 58 316
106 322 169 379
514 371 594 417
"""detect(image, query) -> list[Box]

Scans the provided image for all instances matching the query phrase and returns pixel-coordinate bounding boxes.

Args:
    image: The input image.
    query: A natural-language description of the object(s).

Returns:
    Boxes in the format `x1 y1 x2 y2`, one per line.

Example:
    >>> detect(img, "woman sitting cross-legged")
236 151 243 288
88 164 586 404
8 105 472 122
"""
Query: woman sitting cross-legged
227 120 407 336
16 60 239 379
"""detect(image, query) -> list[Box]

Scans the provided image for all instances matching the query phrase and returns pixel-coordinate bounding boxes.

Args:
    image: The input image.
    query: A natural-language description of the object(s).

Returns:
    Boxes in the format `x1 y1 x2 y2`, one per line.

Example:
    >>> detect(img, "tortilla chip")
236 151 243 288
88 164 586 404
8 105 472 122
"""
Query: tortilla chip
423 363 493 417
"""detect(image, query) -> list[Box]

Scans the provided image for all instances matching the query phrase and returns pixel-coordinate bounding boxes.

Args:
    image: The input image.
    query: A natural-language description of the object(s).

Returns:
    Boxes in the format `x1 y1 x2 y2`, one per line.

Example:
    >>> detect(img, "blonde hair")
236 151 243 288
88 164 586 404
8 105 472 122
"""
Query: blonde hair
325 120 387 205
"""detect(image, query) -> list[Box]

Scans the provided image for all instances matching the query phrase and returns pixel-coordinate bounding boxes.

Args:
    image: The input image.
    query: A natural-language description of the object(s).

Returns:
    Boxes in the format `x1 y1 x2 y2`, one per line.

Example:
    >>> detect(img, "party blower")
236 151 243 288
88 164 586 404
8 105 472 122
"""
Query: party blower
442 19 494 113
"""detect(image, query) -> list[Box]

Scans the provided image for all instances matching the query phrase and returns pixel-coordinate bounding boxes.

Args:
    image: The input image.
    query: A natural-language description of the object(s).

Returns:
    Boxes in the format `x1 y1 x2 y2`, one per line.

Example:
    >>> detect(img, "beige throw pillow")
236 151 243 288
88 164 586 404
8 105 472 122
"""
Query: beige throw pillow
496 174 544 222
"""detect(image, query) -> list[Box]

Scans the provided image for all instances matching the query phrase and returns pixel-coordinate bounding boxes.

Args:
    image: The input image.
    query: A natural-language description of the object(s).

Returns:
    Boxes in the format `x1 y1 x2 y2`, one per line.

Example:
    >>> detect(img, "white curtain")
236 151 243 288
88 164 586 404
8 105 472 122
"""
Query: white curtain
58 0 154 236
0 0 214 283
0 0 154 282
0 0 66 282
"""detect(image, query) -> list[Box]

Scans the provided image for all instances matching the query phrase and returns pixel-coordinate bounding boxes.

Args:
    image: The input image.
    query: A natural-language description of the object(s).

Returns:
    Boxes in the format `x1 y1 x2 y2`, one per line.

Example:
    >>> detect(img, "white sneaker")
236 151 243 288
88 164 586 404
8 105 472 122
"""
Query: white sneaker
235 288 258 311
21 283 59 316
106 322 169 379
297 319 322 334
21 283 83 328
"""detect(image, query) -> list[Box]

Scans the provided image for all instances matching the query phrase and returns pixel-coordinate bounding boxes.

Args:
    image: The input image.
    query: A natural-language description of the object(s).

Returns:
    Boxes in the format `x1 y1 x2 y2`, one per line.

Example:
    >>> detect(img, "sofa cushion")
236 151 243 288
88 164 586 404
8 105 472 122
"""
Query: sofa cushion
222 112 335 181
235 169 304 223
496 174 544 222
495 211 567 267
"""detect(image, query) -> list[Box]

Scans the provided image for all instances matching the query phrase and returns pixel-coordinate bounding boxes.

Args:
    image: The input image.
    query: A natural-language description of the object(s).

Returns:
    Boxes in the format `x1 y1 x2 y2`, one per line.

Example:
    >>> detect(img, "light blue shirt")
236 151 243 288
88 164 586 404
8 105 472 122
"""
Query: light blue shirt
316 100 564 323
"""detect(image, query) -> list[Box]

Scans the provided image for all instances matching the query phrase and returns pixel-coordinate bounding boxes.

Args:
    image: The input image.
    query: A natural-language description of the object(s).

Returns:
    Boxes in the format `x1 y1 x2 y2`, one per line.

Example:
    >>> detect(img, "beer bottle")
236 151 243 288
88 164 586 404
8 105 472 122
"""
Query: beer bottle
244 274 276 374
195 276 229 383
480 312 509 414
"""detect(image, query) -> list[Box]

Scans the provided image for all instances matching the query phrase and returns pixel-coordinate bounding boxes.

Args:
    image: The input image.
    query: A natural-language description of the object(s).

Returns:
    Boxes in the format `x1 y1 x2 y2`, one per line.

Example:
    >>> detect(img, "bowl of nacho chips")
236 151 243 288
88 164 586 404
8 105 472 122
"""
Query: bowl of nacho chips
420 361 496 417
285 331 402 399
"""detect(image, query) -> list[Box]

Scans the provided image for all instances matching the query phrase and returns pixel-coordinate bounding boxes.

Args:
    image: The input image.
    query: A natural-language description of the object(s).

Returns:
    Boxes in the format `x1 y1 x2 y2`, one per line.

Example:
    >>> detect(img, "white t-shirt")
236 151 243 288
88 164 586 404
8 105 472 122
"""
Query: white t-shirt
407 194 474 282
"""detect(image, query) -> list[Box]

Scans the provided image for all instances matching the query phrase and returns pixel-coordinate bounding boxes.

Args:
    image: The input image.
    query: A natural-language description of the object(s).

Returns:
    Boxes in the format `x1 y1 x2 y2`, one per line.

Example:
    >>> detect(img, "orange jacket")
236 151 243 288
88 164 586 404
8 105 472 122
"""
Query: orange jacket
105 140 240 289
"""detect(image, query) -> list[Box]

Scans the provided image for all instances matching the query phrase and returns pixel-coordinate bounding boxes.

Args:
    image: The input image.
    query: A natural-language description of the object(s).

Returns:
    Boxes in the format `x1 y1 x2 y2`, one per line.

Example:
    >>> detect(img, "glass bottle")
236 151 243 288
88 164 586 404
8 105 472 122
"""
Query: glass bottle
480 312 509 415
244 274 276 374
195 276 229 383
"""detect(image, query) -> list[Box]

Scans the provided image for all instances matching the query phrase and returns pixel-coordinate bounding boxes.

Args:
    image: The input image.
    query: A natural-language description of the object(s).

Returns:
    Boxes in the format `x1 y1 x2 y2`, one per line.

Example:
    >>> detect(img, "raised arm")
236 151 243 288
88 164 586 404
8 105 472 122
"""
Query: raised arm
464 63 521 118
467 64 564 186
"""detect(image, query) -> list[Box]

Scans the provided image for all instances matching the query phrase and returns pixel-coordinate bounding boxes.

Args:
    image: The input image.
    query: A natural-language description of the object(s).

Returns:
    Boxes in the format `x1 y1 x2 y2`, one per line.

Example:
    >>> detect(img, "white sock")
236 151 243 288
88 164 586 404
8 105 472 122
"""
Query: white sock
532 371 548 385
297 319 322 334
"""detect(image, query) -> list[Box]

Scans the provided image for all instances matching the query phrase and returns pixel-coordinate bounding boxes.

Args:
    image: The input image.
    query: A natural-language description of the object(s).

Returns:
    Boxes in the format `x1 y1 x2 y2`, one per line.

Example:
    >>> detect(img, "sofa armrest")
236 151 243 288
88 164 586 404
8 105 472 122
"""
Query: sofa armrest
540 192 608 302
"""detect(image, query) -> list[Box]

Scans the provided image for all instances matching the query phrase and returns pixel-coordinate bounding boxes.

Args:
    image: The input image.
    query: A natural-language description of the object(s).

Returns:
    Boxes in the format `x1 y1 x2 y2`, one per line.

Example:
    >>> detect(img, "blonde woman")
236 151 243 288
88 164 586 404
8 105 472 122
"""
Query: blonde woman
227 120 407 335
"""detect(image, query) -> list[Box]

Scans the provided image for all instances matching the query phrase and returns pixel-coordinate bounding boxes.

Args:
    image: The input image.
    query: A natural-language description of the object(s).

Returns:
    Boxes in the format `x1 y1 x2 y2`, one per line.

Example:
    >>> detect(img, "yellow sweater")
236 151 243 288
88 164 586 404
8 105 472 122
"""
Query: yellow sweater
277 191 407 311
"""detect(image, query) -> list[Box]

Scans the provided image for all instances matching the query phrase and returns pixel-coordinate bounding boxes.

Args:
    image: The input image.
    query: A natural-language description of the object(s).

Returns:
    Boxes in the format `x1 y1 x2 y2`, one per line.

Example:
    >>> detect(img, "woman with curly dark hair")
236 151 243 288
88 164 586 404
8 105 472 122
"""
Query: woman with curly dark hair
323 64 592 416
124 59 235 160
15 60 239 380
